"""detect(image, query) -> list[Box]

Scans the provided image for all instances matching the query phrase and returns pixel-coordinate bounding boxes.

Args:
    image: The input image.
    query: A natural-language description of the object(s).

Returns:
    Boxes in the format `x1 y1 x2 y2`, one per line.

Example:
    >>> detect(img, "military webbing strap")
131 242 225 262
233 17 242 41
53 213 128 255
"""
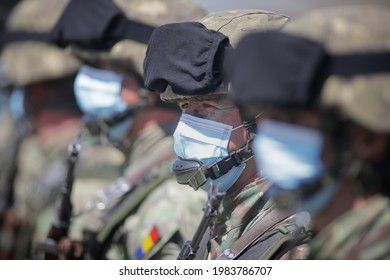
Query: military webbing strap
216 205 297 260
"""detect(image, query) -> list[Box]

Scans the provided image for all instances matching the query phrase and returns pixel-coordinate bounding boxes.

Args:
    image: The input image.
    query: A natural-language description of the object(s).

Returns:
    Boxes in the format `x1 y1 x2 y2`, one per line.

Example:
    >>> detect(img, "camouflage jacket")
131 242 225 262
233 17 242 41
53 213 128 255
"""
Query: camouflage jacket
0 104 18 210
8 122 78 259
32 135 125 247
309 194 390 259
197 179 311 260
81 121 207 260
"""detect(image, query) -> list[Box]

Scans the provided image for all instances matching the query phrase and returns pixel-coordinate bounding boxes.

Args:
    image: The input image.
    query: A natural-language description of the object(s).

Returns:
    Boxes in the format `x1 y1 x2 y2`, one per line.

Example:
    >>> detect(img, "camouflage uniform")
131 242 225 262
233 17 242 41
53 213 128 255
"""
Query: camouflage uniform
229 5 390 259
283 5 390 259
0 65 20 259
2 0 127 258
309 195 390 259
55 0 209 260
148 10 311 260
1 0 83 259
81 122 207 260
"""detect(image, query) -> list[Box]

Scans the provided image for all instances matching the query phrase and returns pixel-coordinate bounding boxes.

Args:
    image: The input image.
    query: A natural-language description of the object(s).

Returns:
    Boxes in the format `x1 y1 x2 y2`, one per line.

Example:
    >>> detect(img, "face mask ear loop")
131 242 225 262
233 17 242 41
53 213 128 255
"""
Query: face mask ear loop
243 113 261 143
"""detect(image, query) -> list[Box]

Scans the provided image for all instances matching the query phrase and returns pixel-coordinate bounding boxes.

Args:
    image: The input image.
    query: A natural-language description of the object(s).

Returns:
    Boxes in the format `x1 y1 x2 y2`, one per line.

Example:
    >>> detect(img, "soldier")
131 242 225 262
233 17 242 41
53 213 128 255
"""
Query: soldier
39 0 209 260
143 10 311 260
0 0 84 259
229 4 390 259
0 60 21 260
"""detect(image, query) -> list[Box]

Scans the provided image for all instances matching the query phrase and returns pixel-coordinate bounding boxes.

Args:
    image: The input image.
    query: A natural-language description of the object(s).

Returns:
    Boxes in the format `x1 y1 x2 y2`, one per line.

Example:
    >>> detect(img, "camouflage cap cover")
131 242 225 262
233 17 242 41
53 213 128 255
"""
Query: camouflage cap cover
284 5 390 132
69 0 207 78
2 0 81 86
160 9 290 103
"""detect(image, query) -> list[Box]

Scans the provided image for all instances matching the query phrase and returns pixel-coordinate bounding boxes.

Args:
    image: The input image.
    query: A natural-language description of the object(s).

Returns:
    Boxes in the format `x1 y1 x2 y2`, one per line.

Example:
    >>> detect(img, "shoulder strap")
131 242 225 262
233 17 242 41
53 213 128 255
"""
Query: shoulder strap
217 206 308 260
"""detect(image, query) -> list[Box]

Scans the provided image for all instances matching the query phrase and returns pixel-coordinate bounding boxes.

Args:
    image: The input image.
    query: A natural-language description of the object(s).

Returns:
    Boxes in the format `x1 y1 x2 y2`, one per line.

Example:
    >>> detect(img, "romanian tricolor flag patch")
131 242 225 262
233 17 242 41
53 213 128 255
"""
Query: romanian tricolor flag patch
135 226 161 260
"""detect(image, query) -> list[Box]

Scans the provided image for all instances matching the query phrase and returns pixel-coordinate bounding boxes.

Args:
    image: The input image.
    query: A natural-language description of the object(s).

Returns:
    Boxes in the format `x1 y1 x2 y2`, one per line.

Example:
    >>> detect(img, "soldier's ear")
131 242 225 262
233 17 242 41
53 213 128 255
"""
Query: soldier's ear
351 125 389 161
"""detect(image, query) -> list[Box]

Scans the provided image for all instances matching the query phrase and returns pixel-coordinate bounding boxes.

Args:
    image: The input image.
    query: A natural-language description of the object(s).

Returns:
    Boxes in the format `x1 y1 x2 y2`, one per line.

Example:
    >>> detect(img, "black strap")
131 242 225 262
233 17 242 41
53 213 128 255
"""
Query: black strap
207 144 253 180
0 32 50 45
328 52 390 77
0 0 155 48
111 17 155 45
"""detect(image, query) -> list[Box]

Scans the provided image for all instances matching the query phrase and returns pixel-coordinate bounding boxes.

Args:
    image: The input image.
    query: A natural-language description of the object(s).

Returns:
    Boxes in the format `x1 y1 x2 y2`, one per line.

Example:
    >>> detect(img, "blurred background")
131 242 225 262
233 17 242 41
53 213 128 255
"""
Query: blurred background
193 0 390 16
2 0 390 30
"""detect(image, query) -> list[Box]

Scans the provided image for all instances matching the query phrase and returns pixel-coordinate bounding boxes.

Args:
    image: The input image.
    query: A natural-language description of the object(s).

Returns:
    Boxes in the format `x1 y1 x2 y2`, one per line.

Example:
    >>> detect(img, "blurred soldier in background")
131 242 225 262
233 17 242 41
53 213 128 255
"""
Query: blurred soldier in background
229 4 390 259
31 0 208 260
0 0 83 259
144 10 311 260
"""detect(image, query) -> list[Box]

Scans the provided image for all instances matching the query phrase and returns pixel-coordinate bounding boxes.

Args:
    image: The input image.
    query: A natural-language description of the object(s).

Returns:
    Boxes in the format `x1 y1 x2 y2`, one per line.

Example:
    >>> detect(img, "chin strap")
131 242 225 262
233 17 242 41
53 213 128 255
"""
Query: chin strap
174 118 257 191
186 144 254 191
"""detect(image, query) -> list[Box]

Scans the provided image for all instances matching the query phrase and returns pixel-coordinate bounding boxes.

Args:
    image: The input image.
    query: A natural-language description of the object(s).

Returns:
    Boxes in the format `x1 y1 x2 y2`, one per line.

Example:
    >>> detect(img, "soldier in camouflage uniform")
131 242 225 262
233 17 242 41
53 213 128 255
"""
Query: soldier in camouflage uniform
0 0 84 259
0 60 22 260
229 4 390 259
144 10 311 260
39 0 209 260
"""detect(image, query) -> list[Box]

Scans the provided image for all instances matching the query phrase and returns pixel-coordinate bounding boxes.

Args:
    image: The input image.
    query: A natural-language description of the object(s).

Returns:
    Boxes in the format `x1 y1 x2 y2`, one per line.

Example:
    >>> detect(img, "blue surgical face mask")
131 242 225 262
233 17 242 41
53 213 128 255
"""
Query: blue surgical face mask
9 87 25 120
173 113 245 192
254 119 325 190
74 65 127 118
74 65 134 143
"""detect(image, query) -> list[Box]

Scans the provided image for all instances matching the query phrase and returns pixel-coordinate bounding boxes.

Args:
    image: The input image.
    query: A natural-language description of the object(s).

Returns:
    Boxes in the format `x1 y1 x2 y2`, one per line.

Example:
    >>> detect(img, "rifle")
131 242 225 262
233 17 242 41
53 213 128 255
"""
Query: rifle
35 129 83 259
177 183 225 260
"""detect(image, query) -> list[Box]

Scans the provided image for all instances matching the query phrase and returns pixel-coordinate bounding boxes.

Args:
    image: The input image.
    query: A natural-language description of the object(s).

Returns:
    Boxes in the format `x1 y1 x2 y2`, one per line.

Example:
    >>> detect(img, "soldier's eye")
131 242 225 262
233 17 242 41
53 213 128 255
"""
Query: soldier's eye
203 103 217 110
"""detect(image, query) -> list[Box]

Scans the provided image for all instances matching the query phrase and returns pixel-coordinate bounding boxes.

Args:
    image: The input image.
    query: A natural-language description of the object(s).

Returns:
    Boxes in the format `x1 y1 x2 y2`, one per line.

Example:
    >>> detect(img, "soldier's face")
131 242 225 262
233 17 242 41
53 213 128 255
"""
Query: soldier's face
120 74 142 106
177 98 248 152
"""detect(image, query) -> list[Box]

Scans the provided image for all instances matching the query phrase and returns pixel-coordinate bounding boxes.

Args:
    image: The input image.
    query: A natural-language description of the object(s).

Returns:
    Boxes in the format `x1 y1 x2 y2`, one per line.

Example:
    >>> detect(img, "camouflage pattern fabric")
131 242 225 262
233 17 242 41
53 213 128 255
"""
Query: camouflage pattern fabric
207 179 273 259
69 141 125 241
0 94 19 259
2 0 81 86
123 178 207 260
309 195 390 259
1 0 82 259
284 4 390 133
197 179 309 260
0 96 16 206
81 121 207 260
11 122 78 259
32 137 126 248
279 4 390 259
